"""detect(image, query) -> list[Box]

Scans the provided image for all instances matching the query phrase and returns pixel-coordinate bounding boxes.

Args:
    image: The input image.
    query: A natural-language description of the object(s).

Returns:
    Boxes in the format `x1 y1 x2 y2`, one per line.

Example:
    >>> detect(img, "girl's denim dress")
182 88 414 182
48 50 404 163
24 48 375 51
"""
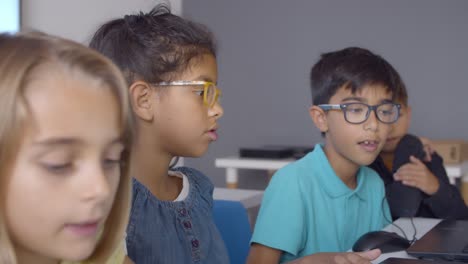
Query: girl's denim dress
126 167 229 264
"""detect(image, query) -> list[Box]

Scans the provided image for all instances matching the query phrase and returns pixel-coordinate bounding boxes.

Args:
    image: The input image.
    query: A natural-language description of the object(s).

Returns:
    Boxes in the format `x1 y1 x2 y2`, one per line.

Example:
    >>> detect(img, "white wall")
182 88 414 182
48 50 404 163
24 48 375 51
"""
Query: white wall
21 0 182 44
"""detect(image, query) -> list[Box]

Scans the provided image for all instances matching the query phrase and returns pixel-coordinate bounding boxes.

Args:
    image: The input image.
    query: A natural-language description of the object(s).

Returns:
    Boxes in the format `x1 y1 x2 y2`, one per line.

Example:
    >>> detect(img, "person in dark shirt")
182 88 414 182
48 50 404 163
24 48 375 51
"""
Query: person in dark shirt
369 71 468 220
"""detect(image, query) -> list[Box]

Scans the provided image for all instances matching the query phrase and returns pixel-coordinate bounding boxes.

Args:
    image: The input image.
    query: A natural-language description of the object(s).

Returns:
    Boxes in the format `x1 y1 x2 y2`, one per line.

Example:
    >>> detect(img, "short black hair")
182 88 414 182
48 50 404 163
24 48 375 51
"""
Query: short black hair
393 67 408 106
89 4 216 84
310 47 403 105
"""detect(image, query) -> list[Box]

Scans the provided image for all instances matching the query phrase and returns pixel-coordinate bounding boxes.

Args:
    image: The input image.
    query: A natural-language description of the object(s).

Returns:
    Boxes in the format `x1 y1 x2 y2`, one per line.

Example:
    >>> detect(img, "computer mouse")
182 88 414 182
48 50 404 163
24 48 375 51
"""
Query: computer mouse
352 231 411 253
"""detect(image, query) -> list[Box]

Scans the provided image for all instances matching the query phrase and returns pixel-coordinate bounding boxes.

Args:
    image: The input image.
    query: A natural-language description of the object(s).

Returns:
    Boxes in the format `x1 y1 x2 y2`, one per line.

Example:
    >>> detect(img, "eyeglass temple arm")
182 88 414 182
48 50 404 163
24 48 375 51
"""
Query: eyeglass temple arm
317 104 341 110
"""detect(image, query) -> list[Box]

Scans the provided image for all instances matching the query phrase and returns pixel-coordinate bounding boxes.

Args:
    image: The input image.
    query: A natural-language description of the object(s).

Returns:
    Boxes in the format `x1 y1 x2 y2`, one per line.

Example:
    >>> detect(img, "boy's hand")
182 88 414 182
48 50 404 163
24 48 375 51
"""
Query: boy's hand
419 136 435 162
287 249 381 264
393 156 440 195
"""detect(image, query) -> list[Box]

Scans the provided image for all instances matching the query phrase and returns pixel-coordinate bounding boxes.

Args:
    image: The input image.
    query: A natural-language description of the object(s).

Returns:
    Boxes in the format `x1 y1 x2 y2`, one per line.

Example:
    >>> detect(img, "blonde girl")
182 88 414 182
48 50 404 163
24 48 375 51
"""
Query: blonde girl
0 32 132 264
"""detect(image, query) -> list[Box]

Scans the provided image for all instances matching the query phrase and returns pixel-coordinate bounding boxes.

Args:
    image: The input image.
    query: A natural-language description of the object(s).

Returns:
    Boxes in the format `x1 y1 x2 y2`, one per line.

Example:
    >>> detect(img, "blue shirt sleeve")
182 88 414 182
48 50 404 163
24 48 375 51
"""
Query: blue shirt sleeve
251 167 306 256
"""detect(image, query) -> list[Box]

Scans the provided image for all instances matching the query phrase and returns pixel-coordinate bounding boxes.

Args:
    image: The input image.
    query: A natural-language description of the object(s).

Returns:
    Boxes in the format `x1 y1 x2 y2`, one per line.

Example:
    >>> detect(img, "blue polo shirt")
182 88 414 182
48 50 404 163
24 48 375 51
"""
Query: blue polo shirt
251 144 390 263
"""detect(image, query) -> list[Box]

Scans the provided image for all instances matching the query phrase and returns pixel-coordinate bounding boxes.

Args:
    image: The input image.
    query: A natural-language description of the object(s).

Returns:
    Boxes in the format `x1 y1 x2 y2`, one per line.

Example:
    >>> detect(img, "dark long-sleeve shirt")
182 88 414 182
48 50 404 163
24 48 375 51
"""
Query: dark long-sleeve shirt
369 152 468 220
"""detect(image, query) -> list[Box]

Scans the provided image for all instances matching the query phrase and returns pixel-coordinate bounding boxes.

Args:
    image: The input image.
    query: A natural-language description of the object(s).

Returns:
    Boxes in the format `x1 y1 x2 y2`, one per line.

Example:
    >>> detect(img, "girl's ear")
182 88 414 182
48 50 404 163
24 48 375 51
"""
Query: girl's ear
309 105 329 133
129 81 154 121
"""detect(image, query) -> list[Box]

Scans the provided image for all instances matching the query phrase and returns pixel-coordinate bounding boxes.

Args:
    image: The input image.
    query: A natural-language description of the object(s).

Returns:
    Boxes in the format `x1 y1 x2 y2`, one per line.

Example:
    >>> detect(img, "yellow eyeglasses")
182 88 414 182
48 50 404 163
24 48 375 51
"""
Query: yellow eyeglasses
156 81 221 107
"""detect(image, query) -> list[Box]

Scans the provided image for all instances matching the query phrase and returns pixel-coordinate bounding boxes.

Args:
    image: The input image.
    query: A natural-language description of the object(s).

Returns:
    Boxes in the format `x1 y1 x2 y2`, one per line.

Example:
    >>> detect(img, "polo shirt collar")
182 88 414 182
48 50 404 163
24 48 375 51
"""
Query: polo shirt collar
309 144 367 201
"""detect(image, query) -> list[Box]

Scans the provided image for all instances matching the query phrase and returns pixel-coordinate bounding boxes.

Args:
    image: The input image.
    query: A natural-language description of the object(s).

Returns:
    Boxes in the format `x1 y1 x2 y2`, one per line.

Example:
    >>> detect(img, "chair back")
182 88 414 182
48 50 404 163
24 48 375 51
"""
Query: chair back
213 200 252 264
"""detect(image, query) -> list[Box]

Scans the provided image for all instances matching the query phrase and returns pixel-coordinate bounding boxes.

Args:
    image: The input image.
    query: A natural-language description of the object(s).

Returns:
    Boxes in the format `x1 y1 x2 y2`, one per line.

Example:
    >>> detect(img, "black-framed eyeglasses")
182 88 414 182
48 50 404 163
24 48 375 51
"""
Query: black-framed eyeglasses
318 102 401 124
155 81 221 107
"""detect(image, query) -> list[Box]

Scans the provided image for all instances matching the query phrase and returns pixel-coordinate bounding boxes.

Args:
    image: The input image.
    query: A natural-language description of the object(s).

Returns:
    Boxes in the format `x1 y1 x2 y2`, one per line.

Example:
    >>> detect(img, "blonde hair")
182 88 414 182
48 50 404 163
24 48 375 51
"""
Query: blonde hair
0 32 133 264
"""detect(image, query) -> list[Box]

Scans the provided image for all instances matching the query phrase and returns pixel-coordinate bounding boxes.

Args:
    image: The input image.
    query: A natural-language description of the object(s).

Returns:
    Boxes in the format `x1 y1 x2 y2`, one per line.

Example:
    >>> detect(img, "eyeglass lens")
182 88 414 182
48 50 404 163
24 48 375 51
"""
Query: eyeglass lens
205 83 219 107
344 103 398 124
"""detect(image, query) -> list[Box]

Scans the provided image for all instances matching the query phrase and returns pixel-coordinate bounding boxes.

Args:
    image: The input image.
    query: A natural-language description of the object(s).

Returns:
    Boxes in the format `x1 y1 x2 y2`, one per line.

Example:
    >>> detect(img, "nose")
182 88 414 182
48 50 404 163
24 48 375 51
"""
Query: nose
209 101 224 119
80 163 112 204
363 109 379 131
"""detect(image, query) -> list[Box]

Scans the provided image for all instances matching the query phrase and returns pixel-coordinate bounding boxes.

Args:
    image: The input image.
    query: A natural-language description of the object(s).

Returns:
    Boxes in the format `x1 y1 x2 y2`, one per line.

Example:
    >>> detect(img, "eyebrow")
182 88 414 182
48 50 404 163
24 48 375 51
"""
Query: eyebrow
192 75 215 83
341 97 393 104
33 138 82 147
33 137 124 147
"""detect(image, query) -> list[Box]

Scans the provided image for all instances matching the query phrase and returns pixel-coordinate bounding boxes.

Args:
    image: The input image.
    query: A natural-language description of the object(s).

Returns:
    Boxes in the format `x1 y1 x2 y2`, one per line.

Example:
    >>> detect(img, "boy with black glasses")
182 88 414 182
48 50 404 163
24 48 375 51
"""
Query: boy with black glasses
248 47 401 264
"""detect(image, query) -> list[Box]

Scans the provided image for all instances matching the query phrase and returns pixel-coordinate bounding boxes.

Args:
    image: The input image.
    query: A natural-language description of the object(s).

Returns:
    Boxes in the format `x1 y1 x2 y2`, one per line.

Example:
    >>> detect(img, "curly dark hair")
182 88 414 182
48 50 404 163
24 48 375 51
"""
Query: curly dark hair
89 4 217 84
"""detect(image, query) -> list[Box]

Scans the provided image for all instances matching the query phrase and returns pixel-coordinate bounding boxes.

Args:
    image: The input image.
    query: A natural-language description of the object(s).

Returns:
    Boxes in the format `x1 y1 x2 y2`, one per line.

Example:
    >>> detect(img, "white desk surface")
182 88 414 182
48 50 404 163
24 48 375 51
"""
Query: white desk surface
372 217 442 263
215 156 468 184
213 187 264 209
215 156 293 170
216 156 467 178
